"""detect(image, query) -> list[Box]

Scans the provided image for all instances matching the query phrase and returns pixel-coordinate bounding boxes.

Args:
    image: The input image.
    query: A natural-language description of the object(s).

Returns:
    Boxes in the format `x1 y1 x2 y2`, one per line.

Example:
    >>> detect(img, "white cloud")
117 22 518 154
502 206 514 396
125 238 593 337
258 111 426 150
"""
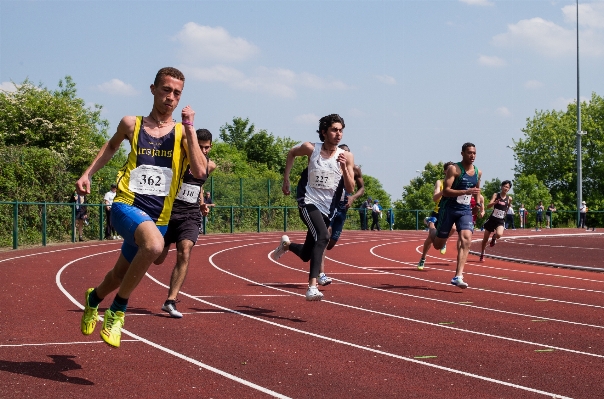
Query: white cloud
184 65 349 99
459 0 494 6
374 74 397 85
96 79 138 96
174 23 259 64
562 3 604 29
552 96 590 111
478 55 506 67
524 80 543 89
0 81 18 92
492 8 604 58
496 106 512 117
295 113 320 125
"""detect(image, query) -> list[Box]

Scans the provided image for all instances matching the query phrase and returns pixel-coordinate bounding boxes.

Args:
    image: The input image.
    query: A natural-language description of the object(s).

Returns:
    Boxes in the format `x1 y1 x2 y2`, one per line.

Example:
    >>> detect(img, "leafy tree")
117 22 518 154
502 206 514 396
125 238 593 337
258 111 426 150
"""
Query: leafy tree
245 130 283 172
219 117 255 150
513 92 604 211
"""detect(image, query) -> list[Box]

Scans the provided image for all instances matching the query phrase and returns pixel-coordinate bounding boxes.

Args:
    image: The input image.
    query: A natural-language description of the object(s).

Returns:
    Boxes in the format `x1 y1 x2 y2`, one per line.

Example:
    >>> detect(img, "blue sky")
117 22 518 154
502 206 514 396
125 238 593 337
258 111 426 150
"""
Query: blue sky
2 0 603 200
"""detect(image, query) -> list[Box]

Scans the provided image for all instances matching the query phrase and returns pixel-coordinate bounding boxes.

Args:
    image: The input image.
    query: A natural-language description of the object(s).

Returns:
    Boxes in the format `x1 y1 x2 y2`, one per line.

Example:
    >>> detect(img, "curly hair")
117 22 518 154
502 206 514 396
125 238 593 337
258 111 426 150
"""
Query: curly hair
317 114 345 142
443 161 455 172
154 67 185 87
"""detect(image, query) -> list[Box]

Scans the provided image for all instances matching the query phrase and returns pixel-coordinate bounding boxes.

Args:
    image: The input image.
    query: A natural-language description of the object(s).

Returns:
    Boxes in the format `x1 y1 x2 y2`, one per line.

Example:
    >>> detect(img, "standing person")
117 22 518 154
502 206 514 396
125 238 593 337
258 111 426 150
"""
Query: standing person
77 67 207 348
535 201 544 231
370 199 382 231
579 201 588 229
271 114 355 301
518 204 527 229
359 197 372 230
418 162 457 270
478 180 512 262
70 191 88 242
506 204 515 230
153 129 216 318
104 184 117 240
546 202 557 229
316 144 365 286
431 143 482 288
201 190 215 232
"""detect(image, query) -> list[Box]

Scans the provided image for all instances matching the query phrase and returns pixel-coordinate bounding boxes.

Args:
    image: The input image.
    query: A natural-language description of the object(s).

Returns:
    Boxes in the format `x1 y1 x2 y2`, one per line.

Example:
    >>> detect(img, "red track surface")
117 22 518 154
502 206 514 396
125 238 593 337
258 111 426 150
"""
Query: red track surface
1 229 603 398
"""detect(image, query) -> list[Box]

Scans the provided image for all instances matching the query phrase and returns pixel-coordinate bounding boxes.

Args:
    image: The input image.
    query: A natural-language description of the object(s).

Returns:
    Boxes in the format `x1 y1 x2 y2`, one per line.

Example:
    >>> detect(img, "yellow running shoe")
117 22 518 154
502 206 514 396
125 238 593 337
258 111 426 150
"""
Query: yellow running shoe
440 244 447 255
417 258 425 271
101 309 125 348
81 288 99 335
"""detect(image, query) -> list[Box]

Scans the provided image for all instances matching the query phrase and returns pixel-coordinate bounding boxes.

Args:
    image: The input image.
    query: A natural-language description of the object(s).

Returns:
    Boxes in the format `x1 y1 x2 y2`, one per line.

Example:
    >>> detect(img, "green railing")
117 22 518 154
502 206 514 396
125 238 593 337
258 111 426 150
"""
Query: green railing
3 201 598 250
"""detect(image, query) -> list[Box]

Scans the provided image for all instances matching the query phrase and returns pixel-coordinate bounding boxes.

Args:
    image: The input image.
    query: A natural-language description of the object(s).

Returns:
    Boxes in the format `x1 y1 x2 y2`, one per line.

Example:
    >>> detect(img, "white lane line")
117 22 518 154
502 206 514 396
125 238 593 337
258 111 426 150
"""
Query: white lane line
0 340 140 347
193 295 292 298
155 241 572 398
416 244 604 284
365 242 604 308
55 250 291 399
324 255 604 331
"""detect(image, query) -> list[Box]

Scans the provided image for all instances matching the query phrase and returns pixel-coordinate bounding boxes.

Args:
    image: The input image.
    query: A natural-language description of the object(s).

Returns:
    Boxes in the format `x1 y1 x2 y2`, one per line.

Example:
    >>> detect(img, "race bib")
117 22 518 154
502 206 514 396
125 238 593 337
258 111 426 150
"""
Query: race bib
176 182 201 204
309 169 337 190
456 195 471 205
129 165 173 196
492 208 506 219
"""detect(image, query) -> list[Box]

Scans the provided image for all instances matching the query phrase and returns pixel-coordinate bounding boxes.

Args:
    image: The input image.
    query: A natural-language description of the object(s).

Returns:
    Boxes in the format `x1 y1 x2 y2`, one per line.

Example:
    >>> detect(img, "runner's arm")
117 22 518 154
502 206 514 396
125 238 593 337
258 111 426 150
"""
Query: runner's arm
442 165 480 197
181 106 207 179
432 180 443 203
282 142 313 195
75 116 133 195
347 165 365 207
339 151 355 194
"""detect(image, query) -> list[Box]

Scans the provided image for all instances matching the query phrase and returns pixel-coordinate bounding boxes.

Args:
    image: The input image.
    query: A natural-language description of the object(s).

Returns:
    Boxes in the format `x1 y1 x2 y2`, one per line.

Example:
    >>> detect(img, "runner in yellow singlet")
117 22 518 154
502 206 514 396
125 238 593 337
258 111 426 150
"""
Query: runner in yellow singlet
76 67 207 348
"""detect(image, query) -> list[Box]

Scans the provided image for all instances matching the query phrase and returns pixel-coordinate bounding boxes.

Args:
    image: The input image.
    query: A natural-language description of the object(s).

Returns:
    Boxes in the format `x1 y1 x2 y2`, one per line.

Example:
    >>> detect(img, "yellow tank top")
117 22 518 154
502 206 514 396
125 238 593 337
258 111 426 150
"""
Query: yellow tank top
114 117 188 225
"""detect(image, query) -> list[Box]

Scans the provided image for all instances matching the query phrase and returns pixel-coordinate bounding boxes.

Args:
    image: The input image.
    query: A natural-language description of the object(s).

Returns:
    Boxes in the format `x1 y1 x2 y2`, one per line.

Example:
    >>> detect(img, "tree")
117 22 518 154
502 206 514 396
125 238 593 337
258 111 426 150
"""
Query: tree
219 117 255 150
245 130 282 172
513 92 604 211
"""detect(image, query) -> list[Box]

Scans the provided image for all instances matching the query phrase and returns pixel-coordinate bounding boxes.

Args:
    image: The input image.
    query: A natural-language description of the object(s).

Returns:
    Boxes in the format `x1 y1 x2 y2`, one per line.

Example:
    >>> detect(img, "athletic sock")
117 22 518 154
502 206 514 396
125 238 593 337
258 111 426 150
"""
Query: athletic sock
88 289 103 308
109 294 128 313
164 299 175 306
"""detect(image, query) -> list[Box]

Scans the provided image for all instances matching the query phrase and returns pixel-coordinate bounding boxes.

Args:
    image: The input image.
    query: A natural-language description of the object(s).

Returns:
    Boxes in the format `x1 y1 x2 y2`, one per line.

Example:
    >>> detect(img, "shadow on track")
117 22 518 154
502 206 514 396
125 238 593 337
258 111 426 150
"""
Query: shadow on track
0 355 93 385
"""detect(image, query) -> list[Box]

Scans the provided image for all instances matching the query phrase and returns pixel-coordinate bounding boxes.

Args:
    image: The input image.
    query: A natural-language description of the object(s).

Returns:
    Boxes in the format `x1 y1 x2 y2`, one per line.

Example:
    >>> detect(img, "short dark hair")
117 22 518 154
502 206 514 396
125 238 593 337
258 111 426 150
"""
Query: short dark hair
338 144 350 152
501 180 512 188
196 128 212 143
461 142 475 152
110 184 117 189
443 161 455 172
154 67 185 87
317 114 345 142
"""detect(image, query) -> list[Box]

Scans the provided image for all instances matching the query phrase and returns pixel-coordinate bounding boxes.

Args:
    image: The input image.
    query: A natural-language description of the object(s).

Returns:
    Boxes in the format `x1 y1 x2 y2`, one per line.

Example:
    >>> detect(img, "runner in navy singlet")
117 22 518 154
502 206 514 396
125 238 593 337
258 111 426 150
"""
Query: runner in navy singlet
432 142 482 289
153 129 216 318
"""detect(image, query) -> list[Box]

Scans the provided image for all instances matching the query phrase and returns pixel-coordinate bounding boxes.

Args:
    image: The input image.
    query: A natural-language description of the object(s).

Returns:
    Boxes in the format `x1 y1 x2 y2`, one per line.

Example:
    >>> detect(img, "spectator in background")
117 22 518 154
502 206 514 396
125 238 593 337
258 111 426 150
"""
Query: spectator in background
506 204 515 230
546 202 557 229
202 190 215 231
359 197 372 230
387 209 394 230
70 191 88 242
535 201 544 231
104 184 117 240
371 199 382 231
579 201 588 229
518 204 527 229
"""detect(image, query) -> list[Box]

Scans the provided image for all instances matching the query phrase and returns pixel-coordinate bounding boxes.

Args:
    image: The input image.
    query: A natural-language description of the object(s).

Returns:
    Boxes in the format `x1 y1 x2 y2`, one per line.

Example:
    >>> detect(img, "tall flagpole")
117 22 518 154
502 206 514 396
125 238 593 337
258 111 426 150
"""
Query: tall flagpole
576 0 583 226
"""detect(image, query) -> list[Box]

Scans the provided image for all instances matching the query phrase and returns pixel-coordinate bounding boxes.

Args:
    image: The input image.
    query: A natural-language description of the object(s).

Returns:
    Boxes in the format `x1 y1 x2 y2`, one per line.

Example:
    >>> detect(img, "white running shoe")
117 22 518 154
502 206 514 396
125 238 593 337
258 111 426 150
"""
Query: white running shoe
317 273 332 286
305 286 323 301
271 235 289 260
162 302 183 318
451 276 468 289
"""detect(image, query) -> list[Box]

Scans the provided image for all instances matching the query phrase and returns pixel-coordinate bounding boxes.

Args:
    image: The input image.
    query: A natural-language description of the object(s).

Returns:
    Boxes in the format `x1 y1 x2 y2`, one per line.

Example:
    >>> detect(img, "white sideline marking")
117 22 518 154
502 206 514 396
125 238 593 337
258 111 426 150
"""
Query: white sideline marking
55 251 291 399
0 340 139 347
156 240 572 398
194 295 291 298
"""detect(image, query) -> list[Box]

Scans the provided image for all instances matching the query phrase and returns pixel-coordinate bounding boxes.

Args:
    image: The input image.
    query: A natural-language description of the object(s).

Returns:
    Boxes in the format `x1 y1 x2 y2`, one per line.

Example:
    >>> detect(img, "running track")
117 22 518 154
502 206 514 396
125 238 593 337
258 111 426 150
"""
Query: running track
1 229 603 398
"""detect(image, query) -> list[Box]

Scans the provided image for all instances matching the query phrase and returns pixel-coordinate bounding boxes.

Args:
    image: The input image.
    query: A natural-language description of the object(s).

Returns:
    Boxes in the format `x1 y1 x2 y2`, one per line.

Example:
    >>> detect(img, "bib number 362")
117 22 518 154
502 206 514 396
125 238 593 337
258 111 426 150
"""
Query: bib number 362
129 165 173 196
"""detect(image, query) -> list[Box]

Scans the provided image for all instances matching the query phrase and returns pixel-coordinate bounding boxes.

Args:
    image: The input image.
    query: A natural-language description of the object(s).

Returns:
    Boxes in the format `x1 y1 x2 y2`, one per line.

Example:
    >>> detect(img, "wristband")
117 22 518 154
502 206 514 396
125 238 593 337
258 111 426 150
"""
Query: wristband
182 121 194 126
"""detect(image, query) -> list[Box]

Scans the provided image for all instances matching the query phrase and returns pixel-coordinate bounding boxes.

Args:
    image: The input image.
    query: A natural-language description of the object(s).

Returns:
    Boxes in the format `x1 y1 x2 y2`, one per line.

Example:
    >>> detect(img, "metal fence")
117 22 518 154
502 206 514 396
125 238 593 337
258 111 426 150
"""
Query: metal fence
1 200 599 250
